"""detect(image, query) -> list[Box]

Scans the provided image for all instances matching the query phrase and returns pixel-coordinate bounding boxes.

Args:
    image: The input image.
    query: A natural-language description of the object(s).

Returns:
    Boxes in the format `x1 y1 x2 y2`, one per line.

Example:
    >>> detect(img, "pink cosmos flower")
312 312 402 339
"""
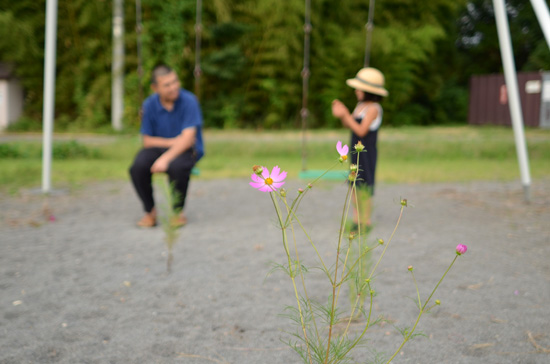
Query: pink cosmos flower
337 141 349 161
250 165 287 192
456 244 468 255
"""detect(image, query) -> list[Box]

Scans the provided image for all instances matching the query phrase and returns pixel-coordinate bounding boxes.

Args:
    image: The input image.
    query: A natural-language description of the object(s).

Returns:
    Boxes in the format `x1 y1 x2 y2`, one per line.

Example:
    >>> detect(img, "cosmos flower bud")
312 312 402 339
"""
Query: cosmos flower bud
354 141 365 152
407 265 413 272
348 171 357 182
400 199 408 207
350 164 358 172
378 238 384 245
280 188 287 197
252 165 263 175
456 244 468 255
435 300 441 305
298 188 304 194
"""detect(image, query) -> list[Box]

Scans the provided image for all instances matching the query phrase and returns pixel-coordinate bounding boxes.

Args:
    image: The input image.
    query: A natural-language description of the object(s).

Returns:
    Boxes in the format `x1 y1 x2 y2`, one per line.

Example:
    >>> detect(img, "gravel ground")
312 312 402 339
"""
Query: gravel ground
1 177 549 364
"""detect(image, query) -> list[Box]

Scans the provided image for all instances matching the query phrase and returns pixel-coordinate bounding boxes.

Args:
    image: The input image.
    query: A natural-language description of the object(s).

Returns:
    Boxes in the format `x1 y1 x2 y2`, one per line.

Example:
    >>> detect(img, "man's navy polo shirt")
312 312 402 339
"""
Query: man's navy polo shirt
140 89 204 160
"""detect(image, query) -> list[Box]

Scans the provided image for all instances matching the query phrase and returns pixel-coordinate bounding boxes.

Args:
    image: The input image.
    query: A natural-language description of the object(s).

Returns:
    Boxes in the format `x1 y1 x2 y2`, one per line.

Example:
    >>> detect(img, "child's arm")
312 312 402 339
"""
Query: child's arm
332 100 378 138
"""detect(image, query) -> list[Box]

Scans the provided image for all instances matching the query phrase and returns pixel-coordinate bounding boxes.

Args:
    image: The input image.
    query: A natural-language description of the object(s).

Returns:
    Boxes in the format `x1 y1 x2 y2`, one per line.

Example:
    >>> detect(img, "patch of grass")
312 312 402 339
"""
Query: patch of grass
0 143 24 158
0 126 549 193
376 126 550 182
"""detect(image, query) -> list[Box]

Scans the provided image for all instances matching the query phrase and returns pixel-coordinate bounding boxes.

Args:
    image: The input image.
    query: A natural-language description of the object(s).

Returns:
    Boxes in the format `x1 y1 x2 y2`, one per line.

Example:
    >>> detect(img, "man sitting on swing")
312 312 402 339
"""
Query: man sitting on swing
129 64 204 228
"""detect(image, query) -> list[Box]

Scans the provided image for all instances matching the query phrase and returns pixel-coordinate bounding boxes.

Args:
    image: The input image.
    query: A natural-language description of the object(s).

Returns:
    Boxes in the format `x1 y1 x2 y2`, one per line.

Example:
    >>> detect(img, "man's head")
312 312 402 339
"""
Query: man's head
151 64 180 103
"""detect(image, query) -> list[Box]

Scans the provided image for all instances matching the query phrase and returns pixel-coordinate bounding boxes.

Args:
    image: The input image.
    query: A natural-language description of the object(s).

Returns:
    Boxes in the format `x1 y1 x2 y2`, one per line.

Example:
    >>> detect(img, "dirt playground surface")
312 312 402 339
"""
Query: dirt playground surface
1 178 549 363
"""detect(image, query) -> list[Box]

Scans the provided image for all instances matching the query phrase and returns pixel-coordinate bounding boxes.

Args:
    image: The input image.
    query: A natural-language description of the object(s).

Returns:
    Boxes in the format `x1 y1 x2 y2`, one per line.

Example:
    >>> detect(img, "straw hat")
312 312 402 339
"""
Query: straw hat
346 67 388 97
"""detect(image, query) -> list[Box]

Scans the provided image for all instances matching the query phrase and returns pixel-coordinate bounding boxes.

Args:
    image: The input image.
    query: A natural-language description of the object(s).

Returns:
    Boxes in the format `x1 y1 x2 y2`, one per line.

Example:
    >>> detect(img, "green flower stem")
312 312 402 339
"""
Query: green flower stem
308 161 342 185
342 279 371 338
334 235 354 322
281 187 308 228
339 245 379 287
368 205 405 280
324 183 354 364
284 195 322 348
335 204 406 359
421 255 459 313
334 183 355 294
270 192 314 364
353 151 362 239
338 282 375 360
384 255 460 364
334 184 356 304
411 271 421 310
270 192 292 263
284 201 332 282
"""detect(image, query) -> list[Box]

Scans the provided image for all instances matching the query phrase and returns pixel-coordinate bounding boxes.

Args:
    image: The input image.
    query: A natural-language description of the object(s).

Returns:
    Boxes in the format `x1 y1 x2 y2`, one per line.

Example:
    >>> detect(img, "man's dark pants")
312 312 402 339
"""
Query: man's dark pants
129 147 195 213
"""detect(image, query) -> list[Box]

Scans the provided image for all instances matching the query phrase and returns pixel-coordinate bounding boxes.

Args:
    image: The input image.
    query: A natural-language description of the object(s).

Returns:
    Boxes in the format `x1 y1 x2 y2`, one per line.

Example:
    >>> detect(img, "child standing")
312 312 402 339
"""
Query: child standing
331 67 388 230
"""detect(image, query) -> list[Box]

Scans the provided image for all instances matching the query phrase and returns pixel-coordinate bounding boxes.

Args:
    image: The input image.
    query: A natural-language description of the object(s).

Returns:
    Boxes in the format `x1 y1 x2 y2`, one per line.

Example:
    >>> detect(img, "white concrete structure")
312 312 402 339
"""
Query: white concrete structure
42 0 58 193
493 0 532 202
0 64 24 131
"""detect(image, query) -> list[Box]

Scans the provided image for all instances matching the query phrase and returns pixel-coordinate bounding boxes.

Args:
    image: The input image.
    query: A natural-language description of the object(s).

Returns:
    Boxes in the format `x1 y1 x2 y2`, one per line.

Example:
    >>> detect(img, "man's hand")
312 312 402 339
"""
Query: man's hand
150 156 170 173
147 127 196 173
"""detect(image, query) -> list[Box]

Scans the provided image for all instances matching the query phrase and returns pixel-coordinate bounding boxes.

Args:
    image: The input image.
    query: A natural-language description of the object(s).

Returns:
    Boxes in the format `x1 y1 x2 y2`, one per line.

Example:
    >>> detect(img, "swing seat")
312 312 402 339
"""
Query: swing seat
298 170 347 181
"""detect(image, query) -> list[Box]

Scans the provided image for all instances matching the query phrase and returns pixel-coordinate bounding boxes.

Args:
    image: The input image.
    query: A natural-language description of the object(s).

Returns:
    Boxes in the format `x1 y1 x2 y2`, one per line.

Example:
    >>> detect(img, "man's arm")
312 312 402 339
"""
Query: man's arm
150 127 197 173
143 134 177 149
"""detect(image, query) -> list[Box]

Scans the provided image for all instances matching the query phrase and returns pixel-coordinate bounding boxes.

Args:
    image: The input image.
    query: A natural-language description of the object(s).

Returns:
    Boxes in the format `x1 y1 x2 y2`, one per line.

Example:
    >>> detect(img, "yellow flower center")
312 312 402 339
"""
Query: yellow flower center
342 155 347 161
265 177 273 185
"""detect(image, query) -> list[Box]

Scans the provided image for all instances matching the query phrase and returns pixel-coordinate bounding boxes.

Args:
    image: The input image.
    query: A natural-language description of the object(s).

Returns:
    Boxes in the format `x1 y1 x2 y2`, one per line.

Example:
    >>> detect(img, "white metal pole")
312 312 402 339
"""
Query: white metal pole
42 0 58 193
112 0 124 131
493 0 532 202
530 0 550 49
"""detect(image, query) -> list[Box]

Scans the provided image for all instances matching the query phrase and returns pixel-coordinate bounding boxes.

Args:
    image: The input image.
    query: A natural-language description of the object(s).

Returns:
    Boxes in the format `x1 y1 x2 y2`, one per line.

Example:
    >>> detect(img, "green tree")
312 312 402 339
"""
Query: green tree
1 0 547 130
457 0 550 76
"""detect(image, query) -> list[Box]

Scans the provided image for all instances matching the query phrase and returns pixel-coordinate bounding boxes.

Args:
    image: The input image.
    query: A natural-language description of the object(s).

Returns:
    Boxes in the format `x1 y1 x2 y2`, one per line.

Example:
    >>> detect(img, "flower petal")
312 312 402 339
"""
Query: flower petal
336 141 349 157
258 184 276 192
250 173 263 183
271 181 285 189
271 165 281 180
261 166 270 179
249 181 265 189
273 170 287 182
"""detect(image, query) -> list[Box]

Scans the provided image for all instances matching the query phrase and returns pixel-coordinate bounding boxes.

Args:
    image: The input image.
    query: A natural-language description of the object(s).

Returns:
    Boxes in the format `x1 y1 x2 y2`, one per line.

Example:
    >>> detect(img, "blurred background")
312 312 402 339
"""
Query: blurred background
0 0 549 132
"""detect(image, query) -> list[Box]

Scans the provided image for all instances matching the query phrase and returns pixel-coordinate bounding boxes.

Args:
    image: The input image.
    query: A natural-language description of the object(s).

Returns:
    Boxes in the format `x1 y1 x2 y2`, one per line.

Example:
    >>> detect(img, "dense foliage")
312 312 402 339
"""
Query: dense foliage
0 0 548 130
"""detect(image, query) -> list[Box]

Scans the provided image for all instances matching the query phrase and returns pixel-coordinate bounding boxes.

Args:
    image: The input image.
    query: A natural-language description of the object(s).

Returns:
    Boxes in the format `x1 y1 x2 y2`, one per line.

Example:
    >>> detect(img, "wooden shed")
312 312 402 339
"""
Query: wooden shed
468 71 550 128
0 63 24 131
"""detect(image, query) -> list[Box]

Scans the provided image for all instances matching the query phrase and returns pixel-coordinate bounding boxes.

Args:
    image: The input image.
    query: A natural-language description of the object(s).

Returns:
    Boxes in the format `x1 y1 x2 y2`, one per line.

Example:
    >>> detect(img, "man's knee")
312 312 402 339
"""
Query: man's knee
167 153 195 178
129 159 151 177
166 164 192 181
130 149 158 175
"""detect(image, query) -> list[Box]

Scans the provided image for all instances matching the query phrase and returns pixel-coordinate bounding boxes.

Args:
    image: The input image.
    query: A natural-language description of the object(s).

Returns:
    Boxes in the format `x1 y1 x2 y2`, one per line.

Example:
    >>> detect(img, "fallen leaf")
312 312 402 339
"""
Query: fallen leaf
527 331 550 353
471 343 495 349
490 316 507 324
467 282 484 290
